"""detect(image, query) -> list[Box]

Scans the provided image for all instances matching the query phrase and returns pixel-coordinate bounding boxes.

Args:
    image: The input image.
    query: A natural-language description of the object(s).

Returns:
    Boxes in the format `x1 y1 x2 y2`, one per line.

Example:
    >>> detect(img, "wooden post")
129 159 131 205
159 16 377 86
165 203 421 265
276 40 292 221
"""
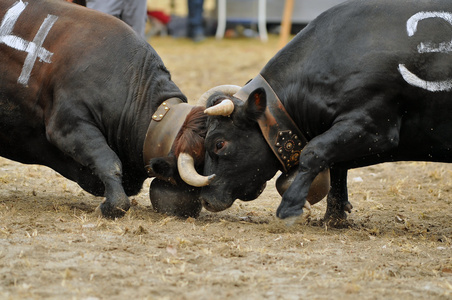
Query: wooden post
278 0 294 49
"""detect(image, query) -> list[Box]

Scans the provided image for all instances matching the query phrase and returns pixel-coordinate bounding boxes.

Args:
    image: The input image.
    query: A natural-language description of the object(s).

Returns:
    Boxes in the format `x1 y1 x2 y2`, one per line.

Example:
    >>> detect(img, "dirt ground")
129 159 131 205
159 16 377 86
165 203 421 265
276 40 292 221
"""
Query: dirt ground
1 35 451 300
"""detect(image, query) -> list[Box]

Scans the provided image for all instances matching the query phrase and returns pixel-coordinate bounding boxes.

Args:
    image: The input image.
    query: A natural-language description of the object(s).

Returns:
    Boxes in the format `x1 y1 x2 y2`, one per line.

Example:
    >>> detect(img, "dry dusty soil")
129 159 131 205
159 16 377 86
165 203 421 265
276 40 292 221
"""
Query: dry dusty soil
1 36 451 300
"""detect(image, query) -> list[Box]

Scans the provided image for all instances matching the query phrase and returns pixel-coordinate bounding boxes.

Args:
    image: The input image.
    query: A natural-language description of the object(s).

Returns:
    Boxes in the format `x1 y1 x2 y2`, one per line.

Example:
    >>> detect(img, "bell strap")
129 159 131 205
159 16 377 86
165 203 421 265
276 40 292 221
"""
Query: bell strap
234 74 308 173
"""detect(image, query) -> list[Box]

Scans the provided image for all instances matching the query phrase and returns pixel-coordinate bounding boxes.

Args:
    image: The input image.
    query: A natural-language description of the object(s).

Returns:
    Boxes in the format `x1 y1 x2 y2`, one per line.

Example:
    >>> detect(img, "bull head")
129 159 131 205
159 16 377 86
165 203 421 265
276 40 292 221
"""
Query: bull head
143 101 214 217
170 85 242 187
199 87 281 212
199 82 330 214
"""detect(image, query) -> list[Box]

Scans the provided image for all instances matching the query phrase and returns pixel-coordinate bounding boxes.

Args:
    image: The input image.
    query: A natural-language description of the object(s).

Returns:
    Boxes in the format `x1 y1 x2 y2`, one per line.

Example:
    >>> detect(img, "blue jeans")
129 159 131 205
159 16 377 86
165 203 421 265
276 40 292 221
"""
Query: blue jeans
187 0 204 37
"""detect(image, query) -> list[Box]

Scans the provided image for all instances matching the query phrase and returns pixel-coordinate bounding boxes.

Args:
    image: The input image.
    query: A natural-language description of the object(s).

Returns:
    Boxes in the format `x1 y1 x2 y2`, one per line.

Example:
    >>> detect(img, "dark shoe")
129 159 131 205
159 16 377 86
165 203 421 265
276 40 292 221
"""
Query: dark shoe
192 33 205 42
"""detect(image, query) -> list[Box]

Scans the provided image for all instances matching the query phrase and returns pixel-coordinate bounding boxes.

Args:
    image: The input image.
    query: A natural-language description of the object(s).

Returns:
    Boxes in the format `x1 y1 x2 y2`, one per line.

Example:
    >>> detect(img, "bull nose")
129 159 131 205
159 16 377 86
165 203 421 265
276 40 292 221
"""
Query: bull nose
201 198 220 212
201 197 231 212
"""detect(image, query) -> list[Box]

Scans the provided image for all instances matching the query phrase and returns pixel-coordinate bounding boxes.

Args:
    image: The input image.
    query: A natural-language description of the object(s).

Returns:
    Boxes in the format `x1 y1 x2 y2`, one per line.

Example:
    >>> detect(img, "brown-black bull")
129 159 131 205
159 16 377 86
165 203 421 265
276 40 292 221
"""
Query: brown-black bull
197 0 452 224
0 0 212 218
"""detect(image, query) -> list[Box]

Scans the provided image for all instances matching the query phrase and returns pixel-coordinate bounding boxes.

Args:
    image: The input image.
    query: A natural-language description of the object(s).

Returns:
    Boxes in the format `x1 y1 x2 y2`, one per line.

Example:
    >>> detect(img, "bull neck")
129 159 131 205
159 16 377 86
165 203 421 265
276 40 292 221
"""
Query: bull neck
233 74 308 173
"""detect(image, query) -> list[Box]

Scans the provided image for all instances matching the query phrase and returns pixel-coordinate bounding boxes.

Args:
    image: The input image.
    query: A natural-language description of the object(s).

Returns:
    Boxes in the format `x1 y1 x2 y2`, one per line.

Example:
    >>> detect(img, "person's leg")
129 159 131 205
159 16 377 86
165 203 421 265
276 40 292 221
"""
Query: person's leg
86 0 123 18
121 0 147 38
187 0 205 41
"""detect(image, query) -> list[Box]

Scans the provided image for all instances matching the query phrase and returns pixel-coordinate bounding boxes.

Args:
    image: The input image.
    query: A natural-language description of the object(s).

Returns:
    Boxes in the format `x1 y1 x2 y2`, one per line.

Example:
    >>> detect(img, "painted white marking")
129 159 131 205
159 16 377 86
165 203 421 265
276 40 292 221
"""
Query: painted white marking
18 14 58 85
406 11 452 36
0 0 27 34
398 64 452 92
0 1 58 86
406 11 452 53
400 11 452 92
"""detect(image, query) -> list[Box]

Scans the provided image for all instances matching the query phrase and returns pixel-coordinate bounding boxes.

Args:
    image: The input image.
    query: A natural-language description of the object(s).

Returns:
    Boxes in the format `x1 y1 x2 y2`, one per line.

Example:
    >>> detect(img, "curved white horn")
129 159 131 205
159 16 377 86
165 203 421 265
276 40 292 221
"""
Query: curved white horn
177 153 215 187
204 99 235 116
197 85 241 106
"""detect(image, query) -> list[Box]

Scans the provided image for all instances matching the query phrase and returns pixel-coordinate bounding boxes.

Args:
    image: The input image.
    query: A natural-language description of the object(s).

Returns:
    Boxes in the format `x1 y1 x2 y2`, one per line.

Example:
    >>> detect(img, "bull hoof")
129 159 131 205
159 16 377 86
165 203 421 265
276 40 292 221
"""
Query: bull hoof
99 201 129 219
323 210 352 228
323 201 353 227
276 205 304 219
323 215 351 228
344 201 353 213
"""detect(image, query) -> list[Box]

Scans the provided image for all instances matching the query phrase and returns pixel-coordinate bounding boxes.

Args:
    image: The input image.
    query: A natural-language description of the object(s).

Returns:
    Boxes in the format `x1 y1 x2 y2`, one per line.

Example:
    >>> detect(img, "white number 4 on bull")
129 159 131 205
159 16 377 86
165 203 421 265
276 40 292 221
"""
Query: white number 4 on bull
0 0 58 86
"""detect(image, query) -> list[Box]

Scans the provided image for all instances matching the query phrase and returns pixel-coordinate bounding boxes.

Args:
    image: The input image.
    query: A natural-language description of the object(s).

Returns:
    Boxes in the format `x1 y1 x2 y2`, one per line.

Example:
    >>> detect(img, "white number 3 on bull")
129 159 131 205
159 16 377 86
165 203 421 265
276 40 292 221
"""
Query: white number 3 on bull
398 11 452 92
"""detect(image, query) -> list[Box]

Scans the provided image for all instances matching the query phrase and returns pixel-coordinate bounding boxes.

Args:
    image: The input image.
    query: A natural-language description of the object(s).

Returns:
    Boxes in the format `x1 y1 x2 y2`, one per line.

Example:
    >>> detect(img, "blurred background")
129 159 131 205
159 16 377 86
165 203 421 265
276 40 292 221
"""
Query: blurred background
146 0 345 39
143 0 346 102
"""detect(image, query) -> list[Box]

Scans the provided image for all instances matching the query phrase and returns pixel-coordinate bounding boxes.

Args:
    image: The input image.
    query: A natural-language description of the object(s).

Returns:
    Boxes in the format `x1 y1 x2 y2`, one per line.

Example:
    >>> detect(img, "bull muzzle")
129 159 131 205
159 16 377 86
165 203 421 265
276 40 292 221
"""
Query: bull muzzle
200 195 234 212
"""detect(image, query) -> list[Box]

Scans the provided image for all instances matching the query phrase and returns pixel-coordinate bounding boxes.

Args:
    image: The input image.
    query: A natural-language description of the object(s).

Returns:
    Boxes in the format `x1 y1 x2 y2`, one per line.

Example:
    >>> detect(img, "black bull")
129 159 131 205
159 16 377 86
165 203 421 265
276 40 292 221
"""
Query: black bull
200 0 452 223
0 0 211 218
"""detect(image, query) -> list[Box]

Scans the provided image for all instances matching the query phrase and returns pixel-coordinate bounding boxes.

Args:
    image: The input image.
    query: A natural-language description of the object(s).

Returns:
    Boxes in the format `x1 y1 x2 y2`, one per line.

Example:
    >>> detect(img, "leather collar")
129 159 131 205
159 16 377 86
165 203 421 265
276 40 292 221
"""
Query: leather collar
143 98 194 176
234 74 308 173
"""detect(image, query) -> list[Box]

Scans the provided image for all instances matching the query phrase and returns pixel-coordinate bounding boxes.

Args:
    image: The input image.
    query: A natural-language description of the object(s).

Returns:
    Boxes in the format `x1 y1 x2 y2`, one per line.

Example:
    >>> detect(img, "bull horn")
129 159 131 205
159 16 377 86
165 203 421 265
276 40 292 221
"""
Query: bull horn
204 99 235 116
197 85 241 106
177 152 215 187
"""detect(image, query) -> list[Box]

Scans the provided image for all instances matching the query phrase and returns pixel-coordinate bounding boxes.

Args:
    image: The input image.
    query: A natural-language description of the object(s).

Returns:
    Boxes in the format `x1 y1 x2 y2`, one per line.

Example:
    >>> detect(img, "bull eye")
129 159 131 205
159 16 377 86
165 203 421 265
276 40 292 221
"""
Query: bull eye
215 140 225 151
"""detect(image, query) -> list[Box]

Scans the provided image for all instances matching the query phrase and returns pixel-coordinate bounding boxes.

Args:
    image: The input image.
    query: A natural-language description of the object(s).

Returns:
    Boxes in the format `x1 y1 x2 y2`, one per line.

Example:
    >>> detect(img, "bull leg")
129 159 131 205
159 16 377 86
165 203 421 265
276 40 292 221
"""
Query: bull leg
277 116 400 221
46 118 129 219
324 167 353 226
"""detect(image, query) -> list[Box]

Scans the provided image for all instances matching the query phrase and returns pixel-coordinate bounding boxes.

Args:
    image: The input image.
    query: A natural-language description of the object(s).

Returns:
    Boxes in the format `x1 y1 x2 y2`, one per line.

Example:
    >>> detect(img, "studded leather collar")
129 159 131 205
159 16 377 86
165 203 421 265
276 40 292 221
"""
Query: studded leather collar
233 74 308 173
143 98 194 176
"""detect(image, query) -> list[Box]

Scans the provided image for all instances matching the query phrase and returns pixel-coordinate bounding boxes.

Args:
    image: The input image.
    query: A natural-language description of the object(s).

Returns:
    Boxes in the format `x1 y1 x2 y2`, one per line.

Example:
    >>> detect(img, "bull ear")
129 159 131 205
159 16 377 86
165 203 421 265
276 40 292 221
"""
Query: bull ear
244 88 267 121
146 157 177 185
